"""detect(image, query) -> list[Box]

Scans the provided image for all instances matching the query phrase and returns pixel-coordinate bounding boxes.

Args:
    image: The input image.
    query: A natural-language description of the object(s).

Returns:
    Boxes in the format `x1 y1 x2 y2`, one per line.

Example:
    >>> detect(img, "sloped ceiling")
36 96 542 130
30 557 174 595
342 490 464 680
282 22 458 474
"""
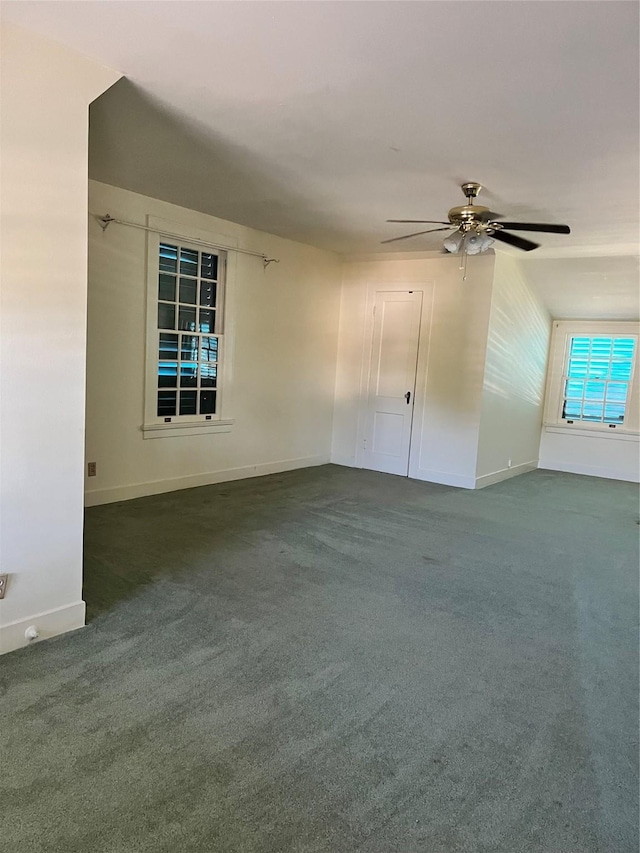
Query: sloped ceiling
3 1 639 317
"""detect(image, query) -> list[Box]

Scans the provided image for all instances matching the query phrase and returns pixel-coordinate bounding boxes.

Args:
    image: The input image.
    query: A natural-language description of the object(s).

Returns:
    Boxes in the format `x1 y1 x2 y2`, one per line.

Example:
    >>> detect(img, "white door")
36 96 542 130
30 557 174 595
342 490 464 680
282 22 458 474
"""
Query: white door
362 290 422 476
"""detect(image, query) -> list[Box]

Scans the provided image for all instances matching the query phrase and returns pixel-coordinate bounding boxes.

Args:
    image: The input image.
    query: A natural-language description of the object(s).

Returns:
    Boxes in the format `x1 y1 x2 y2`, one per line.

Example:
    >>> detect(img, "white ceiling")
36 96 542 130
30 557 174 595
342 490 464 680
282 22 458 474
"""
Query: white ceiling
3 1 639 316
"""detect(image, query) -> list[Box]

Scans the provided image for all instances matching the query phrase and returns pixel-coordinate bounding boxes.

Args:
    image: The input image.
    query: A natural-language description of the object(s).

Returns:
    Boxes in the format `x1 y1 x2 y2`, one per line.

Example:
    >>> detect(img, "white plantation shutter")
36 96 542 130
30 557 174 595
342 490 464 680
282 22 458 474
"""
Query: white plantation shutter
562 336 636 425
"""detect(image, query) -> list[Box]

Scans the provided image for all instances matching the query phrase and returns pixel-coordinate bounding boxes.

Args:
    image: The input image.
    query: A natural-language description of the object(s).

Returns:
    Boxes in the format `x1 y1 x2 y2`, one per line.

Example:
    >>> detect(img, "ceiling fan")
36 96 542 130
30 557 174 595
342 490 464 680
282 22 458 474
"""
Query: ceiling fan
382 182 570 253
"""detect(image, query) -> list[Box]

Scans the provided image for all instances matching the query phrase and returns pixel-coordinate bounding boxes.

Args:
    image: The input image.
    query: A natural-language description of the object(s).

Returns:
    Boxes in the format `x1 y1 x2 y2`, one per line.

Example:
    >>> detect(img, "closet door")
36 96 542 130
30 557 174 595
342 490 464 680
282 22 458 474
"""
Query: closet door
362 290 422 476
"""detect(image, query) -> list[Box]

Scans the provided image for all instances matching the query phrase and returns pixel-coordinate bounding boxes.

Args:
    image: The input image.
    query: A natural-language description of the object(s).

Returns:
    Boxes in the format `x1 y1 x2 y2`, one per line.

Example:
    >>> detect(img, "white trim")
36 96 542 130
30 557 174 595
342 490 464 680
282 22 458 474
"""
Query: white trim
0 601 85 656
142 419 235 439
543 425 639 442
410 468 477 489
84 454 330 506
539 462 639 483
330 454 358 468
475 460 538 489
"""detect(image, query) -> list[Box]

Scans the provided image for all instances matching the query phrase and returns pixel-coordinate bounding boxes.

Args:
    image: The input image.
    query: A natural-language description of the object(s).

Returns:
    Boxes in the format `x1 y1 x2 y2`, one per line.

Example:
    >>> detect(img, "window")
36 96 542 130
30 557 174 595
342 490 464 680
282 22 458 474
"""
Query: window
144 229 234 437
544 321 639 435
155 241 221 418
562 336 635 424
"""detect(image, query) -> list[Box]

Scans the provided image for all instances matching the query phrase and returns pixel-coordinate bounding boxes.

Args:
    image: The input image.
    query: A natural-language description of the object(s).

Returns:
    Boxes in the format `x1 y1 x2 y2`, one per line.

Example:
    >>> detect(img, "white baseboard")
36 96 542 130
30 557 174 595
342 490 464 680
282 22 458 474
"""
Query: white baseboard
330 454 358 468
330 459 478 489
85 454 330 506
411 468 477 489
475 460 538 489
538 461 639 483
0 601 85 656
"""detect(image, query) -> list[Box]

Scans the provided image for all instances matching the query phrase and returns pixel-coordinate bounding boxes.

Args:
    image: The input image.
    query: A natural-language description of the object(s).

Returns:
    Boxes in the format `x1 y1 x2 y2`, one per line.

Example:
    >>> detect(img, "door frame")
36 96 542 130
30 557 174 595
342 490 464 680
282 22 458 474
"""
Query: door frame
355 281 435 473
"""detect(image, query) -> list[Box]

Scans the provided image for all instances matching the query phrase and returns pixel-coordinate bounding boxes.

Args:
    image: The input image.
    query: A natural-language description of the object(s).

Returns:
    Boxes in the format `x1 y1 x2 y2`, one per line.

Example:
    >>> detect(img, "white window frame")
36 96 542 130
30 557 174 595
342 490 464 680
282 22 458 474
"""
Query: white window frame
142 216 236 439
543 320 640 438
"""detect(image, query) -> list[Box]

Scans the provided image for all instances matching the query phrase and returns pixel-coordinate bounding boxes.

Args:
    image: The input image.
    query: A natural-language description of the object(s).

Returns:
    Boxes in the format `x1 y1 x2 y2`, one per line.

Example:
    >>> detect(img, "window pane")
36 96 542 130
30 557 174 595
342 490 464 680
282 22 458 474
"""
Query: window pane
563 400 582 419
157 390 176 416
158 362 177 388
582 402 604 421
179 390 197 415
613 338 635 358
610 361 633 381
565 379 584 399
159 273 176 302
200 390 216 414
179 277 197 305
568 359 588 378
570 337 590 356
588 359 610 379
200 336 218 361
584 381 605 401
604 403 626 423
200 281 217 308
180 335 199 361
201 253 218 280
200 363 217 387
606 382 628 402
199 309 215 334
590 338 612 358
180 248 198 277
159 243 178 273
158 303 176 330
180 363 198 387
178 306 197 332
159 333 178 360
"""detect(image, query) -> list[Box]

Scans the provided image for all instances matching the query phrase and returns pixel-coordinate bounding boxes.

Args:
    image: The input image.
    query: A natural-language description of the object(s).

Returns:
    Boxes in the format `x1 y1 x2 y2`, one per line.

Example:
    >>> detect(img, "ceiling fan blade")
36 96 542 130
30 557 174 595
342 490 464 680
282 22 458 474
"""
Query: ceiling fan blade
386 219 451 224
496 222 570 234
381 226 454 245
491 230 540 252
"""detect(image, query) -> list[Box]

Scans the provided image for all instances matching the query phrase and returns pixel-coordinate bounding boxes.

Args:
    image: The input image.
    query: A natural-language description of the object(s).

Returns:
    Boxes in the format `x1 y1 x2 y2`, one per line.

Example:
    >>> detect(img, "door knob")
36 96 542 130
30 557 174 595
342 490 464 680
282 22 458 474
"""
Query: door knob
405 391 411 404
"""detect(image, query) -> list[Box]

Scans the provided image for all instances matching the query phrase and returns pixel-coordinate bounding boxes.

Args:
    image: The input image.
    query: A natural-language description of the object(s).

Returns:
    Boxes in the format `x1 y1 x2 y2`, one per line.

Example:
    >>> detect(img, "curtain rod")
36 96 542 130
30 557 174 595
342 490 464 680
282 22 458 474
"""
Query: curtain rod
93 214 280 268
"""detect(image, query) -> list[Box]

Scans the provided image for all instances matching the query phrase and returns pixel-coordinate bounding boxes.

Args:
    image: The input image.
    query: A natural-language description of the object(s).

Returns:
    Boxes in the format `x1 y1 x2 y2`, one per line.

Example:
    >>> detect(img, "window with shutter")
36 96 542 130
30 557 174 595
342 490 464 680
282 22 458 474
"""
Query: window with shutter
544 322 639 435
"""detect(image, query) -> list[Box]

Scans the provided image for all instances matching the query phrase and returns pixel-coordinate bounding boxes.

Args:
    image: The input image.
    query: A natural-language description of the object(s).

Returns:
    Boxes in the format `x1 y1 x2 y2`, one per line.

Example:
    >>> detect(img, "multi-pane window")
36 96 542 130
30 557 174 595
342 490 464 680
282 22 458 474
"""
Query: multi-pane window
562 336 636 425
155 242 222 419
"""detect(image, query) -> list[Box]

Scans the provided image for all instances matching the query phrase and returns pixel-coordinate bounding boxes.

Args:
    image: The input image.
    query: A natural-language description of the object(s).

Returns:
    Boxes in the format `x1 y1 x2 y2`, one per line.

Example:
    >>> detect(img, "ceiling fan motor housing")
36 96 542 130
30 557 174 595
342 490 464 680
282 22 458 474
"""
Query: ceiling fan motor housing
448 183 491 229
447 204 492 229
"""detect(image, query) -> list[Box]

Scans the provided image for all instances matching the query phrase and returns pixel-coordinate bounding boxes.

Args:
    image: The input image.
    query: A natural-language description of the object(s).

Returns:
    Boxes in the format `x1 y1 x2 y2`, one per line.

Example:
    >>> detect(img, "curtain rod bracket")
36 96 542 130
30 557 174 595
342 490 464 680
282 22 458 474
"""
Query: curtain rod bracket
97 214 115 232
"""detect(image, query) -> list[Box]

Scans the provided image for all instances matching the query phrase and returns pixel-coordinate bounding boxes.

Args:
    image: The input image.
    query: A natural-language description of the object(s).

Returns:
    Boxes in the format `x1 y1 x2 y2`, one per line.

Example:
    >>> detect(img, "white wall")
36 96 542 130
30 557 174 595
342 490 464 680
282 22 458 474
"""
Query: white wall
85 181 342 505
476 254 551 486
332 253 496 487
0 25 121 654
539 430 639 482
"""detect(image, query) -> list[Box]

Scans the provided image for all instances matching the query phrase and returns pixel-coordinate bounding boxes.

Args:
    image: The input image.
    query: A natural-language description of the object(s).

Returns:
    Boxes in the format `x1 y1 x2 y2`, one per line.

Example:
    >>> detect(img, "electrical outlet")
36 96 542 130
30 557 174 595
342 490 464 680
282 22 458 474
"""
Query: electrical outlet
88 462 97 477
0 574 8 600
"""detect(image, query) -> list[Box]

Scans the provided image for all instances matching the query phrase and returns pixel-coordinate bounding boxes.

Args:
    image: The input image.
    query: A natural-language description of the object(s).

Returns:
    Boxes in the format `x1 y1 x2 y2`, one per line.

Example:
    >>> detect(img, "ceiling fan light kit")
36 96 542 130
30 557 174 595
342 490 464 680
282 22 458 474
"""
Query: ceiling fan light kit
444 229 495 256
383 182 571 261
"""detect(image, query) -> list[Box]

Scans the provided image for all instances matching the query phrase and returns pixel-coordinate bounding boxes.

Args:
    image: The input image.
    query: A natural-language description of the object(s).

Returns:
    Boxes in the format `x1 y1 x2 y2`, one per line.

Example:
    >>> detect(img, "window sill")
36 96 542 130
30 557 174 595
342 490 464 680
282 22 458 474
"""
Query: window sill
142 419 234 439
543 424 639 442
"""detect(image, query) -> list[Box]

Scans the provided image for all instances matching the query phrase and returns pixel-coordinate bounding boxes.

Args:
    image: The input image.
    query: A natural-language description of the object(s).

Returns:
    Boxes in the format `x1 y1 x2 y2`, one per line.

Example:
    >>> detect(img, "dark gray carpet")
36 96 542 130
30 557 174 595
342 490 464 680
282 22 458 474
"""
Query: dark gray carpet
2 466 638 852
